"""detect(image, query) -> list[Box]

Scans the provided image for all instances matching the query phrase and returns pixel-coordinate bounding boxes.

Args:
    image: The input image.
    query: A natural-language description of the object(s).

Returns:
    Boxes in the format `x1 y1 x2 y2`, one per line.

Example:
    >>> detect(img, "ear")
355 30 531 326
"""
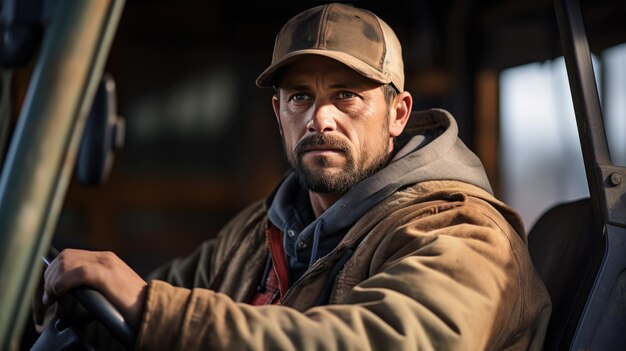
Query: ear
388 91 413 137
272 94 280 121
272 93 284 135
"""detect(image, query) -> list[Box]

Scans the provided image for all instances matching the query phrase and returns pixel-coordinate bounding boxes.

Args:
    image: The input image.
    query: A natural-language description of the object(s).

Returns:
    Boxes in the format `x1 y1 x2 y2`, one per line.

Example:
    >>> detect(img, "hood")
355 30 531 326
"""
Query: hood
268 108 493 283
387 108 493 194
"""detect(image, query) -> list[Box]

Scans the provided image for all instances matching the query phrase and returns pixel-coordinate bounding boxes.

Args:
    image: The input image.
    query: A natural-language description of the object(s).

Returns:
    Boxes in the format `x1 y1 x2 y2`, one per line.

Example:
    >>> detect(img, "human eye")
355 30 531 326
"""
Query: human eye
337 91 357 100
289 93 311 102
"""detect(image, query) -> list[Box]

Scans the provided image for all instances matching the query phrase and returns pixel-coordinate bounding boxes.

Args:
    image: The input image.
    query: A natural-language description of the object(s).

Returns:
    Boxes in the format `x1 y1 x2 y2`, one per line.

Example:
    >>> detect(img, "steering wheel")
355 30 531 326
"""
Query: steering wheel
30 248 135 350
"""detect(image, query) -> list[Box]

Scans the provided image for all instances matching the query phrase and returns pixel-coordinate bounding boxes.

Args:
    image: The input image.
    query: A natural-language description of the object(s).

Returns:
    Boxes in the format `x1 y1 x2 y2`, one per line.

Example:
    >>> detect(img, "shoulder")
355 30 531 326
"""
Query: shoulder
385 180 524 239
219 200 268 237
212 199 269 254
364 180 528 273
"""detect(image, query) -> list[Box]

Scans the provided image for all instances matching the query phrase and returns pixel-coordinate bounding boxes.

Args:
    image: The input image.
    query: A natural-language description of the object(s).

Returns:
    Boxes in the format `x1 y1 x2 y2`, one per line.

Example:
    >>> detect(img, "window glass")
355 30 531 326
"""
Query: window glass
603 43 626 167
500 57 590 228
500 44 626 228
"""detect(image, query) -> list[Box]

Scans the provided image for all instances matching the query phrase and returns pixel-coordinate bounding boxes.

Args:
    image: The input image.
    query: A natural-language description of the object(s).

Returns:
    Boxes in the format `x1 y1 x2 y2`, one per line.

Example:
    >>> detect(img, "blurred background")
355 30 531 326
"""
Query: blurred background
3 0 626 277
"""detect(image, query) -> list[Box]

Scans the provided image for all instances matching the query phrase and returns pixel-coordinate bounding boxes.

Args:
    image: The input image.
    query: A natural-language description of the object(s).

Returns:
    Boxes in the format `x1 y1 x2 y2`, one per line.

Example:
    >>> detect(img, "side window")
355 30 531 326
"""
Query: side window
499 44 626 228
603 43 626 167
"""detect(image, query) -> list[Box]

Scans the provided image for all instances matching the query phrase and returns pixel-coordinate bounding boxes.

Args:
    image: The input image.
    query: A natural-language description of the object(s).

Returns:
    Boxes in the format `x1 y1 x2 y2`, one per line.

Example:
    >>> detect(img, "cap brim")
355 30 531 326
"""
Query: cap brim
256 49 392 88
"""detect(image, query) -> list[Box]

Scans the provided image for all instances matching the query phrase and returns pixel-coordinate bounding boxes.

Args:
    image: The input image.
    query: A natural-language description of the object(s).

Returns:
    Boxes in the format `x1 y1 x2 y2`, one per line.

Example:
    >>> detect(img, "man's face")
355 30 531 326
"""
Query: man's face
272 56 395 195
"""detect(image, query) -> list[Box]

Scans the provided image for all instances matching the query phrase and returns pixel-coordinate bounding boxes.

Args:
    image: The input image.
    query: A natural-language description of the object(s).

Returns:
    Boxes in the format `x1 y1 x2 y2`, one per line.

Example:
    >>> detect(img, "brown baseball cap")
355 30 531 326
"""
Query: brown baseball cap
256 3 405 92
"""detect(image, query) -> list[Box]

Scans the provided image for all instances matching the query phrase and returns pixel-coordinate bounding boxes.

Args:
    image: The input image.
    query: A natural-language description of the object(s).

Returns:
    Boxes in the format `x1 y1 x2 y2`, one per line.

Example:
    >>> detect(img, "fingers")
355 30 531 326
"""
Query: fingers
41 248 148 329
42 249 104 305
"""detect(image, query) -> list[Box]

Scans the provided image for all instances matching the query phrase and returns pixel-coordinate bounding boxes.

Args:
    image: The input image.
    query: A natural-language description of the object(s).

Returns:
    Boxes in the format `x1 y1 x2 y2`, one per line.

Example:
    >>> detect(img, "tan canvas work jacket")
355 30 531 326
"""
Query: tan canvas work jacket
134 110 551 350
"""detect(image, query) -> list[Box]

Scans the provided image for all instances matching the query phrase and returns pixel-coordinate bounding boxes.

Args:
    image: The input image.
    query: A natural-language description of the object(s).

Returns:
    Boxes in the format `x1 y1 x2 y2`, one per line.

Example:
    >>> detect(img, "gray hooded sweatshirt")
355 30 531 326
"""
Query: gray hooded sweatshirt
268 108 493 284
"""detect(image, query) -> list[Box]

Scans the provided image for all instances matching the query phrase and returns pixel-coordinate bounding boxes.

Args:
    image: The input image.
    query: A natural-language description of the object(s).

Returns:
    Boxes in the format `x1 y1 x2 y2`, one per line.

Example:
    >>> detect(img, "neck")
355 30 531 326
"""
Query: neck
308 191 341 218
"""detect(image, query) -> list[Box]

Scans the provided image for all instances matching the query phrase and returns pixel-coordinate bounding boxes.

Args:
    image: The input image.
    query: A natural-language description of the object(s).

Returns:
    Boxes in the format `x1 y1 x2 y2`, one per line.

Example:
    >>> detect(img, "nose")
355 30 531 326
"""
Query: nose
307 103 337 133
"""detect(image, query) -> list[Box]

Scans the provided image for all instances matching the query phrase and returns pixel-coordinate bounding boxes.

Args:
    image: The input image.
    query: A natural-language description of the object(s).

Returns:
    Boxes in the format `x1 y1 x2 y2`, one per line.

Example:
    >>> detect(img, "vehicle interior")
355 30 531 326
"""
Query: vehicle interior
0 0 624 349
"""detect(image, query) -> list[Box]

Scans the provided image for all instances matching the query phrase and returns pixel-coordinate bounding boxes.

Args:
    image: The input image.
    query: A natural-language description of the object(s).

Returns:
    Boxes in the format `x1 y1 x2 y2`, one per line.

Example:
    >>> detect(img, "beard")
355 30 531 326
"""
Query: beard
285 132 391 195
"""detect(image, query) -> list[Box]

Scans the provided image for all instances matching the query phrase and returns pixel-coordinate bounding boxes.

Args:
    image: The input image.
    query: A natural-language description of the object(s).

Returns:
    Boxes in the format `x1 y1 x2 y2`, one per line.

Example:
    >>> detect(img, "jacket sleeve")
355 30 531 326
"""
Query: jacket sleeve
135 201 550 350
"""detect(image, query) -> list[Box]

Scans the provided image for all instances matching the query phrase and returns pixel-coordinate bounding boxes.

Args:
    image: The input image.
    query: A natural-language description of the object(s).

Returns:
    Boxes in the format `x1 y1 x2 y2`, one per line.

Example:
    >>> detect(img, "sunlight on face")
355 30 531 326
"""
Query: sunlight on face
275 56 393 195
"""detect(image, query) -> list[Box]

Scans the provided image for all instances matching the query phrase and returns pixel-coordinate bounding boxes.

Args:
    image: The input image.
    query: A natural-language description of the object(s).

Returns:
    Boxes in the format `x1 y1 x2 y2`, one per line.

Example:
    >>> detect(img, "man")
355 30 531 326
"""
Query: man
41 3 551 350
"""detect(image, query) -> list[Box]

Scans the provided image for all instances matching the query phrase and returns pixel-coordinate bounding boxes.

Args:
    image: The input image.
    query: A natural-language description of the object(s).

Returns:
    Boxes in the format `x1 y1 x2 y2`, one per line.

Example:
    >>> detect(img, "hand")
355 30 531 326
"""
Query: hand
42 249 148 329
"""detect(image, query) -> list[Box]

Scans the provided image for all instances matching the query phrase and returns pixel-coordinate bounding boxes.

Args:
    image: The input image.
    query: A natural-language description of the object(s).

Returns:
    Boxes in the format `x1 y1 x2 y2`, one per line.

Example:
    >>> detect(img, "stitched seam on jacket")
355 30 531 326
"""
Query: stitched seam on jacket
468 200 526 340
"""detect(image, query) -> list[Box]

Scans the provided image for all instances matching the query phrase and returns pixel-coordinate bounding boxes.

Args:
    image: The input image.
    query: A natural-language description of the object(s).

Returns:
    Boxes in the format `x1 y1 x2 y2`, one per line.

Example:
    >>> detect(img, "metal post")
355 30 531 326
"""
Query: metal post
554 0 626 349
0 0 124 348
554 0 611 228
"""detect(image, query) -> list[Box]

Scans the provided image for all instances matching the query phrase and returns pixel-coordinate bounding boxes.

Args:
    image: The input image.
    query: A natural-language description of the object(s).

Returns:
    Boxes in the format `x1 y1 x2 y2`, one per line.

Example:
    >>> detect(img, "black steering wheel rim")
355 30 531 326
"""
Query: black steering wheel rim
35 247 136 349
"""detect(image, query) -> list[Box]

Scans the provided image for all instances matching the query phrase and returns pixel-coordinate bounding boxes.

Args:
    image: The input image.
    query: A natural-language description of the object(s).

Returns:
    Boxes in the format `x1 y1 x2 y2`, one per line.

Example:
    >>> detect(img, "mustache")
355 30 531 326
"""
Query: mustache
294 134 350 157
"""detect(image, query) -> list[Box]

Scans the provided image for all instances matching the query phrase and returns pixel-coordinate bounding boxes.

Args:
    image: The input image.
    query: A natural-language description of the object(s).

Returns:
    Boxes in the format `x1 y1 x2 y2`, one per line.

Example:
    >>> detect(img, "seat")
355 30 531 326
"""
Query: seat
528 198 604 351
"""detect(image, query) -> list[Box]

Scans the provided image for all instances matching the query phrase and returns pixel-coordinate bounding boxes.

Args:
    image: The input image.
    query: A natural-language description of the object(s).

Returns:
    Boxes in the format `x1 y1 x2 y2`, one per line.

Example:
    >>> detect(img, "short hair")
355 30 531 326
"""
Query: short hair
381 84 398 107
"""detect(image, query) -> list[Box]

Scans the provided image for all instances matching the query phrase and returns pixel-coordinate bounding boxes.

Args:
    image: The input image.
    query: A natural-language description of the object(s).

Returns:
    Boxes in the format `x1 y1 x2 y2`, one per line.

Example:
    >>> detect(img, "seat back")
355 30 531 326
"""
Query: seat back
528 198 604 351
